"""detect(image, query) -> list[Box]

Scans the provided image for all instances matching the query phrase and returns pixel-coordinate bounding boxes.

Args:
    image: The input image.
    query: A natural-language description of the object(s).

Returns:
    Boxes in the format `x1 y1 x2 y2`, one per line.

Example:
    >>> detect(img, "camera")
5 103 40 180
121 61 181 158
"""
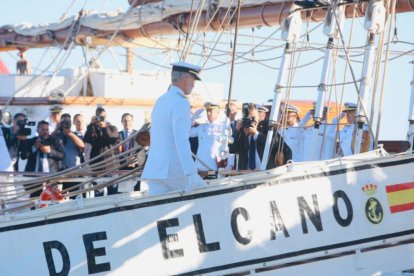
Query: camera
242 116 256 129
241 102 256 128
16 119 34 136
96 114 105 122
59 119 71 131
242 102 250 118
40 137 51 146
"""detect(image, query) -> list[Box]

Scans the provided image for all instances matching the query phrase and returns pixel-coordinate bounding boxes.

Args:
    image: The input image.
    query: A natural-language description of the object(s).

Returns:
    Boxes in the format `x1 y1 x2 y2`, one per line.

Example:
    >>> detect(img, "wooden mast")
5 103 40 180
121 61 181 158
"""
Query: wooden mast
126 48 134 74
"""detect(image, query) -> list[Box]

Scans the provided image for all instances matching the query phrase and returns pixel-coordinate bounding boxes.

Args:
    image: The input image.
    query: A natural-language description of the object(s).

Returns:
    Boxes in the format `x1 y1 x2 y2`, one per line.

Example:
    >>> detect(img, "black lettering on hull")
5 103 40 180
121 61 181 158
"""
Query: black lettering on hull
83 232 111 274
157 218 184 259
193 214 221 253
269 200 290 240
298 194 323 234
43 240 70 276
231 207 253 245
332 190 353 227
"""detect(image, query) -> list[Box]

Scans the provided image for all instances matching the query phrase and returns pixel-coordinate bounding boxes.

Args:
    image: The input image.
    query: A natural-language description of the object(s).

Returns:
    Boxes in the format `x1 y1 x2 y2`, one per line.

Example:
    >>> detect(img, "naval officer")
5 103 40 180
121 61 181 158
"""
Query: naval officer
279 104 302 162
190 102 225 171
336 102 371 156
300 103 336 161
142 62 206 195
336 102 357 156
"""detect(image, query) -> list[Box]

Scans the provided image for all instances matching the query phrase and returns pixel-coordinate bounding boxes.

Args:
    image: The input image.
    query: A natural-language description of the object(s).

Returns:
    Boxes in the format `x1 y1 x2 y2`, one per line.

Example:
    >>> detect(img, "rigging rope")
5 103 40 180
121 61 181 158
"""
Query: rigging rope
334 3 357 156
331 3 376 141
225 0 242 119
198 0 238 69
181 0 206 61
375 0 398 147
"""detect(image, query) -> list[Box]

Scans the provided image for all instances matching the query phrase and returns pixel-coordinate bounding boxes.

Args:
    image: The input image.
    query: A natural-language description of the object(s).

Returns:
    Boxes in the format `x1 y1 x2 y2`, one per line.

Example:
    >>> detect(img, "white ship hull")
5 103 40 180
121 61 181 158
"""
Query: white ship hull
1 150 413 275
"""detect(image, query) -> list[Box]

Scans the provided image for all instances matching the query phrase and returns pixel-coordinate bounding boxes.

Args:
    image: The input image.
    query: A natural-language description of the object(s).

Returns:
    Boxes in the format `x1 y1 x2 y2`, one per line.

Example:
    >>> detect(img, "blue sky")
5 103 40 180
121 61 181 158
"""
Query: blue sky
0 0 413 140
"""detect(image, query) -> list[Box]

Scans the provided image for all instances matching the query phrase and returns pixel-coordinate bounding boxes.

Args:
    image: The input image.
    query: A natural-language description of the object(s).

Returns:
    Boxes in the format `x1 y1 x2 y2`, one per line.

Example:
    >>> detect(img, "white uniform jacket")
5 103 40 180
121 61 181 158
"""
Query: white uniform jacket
339 124 354 156
279 123 302 162
190 120 223 171
301 112 337 161
142 86 197 180
338 122 371 157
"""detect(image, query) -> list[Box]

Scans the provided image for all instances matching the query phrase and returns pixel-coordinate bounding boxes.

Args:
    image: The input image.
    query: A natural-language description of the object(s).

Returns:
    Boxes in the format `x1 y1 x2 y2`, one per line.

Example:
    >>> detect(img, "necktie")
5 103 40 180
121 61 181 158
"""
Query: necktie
38 152 43 172
124 131 129 152
249 136 256 170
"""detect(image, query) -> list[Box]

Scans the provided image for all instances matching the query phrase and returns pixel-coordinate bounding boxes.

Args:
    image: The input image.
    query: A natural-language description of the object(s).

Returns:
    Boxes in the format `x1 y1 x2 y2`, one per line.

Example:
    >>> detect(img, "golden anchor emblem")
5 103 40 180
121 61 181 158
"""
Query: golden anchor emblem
365 198 384 224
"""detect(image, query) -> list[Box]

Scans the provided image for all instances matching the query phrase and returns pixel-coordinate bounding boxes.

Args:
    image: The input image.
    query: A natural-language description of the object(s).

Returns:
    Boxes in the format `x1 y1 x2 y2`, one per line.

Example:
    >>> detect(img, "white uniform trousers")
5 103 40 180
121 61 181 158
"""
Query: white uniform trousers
146 177 189 195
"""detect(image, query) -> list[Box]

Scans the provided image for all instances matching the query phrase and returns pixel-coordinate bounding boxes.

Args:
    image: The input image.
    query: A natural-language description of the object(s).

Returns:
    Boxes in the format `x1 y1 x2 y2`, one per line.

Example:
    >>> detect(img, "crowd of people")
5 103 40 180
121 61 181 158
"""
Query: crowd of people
0 62 370 200
0 105 151 199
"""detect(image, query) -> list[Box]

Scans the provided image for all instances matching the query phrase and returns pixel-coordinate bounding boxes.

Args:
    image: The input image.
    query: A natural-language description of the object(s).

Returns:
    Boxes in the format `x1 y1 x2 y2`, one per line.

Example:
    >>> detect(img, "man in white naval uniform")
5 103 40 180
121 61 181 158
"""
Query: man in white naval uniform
301 104 336 161
190 102 224 171
47 105 63 134
335 102 371 156
337 103 357 156
278 104 302 162
142 62 206 195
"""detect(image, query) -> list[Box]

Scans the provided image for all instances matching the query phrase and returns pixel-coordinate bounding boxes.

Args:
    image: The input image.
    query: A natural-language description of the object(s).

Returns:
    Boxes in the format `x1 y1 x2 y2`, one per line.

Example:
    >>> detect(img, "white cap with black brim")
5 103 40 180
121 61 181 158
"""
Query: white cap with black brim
171 62 202 81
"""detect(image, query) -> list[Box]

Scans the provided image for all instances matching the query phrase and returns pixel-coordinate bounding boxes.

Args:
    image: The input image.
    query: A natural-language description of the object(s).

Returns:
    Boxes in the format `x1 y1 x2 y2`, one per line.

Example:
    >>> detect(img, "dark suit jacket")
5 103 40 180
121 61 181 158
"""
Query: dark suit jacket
229 127 292 170
2 127 23 171
119 129 137 152
21 136 65 173
84 122 119 165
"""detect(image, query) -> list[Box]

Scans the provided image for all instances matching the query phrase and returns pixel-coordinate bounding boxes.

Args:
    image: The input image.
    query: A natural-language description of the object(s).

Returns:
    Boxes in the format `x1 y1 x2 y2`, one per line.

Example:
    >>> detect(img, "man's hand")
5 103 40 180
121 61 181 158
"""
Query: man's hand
34 139 42 150
309 110 315 118
243 121 258 136
63 128 71 135
247 126 257 136
40 145 51 154
236 120 243 131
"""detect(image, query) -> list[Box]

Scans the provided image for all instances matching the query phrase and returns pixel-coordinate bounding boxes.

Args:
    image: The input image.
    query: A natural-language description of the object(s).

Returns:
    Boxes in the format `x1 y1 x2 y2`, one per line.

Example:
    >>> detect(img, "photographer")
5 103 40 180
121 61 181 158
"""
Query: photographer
54 113 85 169
229 103 291 170
21 121 64 197
83 107 119 195
2 113 31 171
53 113 85 198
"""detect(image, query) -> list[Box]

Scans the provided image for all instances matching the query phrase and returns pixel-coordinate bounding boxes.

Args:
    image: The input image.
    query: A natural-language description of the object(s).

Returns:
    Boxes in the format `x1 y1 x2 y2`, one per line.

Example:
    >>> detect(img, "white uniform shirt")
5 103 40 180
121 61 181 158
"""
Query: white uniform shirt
301 114 337 161
279 122 302 162
340 123 372 156
190 120 224 171
46 118 58 134
339 124 354 156
142 85 197 180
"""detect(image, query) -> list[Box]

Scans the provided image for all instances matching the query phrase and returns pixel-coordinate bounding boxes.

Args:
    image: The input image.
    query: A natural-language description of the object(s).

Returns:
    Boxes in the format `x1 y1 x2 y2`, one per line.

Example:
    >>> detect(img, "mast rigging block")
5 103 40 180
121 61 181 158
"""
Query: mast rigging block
281 10 302 43
364 0 386 33
323 6 345 38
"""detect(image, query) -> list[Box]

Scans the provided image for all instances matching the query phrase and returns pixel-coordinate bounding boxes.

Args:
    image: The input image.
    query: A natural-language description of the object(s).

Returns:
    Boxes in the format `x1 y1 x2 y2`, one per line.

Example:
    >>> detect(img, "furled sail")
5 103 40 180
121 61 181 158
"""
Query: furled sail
0 0 413 51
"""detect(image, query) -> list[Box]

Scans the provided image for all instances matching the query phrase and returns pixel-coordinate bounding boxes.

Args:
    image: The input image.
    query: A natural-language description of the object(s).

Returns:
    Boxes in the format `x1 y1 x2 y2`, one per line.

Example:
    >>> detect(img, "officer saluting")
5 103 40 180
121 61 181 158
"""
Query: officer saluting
142 62 206 195
337 102 371 156
190 101 225 171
